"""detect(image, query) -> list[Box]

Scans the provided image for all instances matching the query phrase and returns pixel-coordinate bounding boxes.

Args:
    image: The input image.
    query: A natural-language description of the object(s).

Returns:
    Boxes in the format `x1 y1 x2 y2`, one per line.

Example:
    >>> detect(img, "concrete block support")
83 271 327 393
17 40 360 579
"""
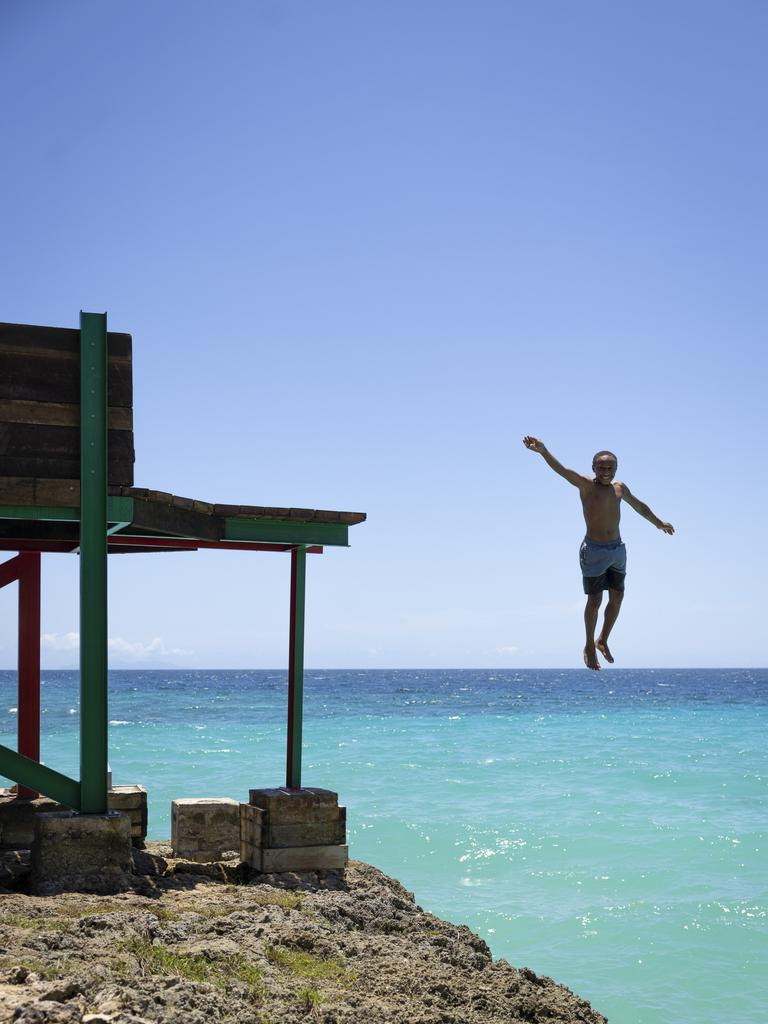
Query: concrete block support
31 811 132 895
172 798 240 861
246 787 348 873
249 787 340 822
268 810 346 849
0 792 63 850
108 785 148 843
239 803 264 869
261 844 349 873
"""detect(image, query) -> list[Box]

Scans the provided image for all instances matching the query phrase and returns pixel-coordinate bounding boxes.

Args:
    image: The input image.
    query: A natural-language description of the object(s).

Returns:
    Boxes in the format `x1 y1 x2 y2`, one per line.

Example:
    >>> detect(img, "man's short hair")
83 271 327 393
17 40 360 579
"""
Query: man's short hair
592 450 618 467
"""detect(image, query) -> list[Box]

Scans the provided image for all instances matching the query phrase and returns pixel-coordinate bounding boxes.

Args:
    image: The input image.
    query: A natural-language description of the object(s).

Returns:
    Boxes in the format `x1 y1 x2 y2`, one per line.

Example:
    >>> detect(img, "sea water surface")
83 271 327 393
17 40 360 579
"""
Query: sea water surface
1 668 766 1024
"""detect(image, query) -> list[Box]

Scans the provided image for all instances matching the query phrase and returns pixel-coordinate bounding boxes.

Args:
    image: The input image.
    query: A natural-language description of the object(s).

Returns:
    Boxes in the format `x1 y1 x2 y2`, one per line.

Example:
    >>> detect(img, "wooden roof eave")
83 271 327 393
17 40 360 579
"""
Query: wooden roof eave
0 487 366 551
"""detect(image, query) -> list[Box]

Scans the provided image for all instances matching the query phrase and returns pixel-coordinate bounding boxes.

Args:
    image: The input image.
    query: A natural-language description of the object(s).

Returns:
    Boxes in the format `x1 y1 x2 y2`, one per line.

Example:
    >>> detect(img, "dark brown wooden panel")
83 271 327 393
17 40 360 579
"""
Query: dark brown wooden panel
0 322 132 358
0 477 82 506
33 478 81 506
0 424 134 484
0 476 36 504
314 510 342 523
170 494 195 511
0 398 132 430
136 488 175 505
130 497 222 541
0 322 132 411
0 350 132 407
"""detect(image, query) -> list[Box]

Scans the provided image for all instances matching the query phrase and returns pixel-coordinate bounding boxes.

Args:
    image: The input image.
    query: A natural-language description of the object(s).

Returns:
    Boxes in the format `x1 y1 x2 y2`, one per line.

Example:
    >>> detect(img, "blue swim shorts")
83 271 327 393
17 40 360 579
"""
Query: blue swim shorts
579 537 626 595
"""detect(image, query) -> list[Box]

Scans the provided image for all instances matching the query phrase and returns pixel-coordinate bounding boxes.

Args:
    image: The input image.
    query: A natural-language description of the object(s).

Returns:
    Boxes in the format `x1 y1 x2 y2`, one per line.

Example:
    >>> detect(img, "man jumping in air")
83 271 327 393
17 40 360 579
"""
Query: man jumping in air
523 437 674 671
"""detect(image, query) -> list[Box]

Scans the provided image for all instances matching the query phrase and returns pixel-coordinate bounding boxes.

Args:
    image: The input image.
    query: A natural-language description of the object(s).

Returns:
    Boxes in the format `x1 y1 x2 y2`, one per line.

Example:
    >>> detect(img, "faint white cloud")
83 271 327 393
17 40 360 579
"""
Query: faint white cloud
41 632 191 660
108 636 192 659
41 631 80 651
496 645 519 654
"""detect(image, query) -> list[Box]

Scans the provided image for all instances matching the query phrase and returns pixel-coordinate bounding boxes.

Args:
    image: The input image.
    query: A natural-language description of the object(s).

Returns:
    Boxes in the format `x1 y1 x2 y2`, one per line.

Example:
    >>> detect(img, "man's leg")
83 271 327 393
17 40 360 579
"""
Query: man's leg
596 588 624 664
584 591 603 670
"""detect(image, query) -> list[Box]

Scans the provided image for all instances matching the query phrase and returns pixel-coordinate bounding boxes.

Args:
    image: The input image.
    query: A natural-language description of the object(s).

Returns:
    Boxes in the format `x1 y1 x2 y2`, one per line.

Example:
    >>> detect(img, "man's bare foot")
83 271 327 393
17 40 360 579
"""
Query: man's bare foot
583 646 601 671
596 638 614 664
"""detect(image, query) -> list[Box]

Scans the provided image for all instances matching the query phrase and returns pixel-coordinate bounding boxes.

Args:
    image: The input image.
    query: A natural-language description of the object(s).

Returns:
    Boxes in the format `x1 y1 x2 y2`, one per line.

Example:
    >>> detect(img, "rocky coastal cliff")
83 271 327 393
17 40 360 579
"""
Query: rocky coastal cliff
1 844 606 1024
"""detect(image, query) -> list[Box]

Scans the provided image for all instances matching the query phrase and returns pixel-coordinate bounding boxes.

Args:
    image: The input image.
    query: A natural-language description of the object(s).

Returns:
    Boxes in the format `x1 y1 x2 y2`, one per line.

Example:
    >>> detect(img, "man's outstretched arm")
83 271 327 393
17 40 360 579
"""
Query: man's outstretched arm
622 485 675 534
523 436 589 488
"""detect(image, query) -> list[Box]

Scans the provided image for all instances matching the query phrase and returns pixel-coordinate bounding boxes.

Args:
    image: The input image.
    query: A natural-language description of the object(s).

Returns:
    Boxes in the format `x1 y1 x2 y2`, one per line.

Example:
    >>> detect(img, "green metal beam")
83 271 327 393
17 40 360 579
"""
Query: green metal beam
0 506 81 522
107 496 134 525
79 311 109 814
106 521 131 536
225 518 348 547
0 496 133 527
0 744 80 808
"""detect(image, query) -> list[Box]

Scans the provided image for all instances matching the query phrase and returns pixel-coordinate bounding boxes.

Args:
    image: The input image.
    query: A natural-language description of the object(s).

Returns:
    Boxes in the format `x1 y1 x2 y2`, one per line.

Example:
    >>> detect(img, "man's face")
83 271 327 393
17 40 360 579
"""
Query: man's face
593 456 617 485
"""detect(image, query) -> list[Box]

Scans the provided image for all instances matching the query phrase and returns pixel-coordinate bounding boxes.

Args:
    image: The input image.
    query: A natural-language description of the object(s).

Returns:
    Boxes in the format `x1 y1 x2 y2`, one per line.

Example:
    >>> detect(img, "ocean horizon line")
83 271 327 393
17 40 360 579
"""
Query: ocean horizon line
1 664 764 673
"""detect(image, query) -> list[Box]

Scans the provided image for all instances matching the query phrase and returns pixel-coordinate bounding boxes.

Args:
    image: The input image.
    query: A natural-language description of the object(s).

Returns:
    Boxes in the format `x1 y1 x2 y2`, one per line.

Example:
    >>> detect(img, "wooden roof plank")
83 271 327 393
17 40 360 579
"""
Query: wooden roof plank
192 499 215 515
170 495 195 511
129 496 222 541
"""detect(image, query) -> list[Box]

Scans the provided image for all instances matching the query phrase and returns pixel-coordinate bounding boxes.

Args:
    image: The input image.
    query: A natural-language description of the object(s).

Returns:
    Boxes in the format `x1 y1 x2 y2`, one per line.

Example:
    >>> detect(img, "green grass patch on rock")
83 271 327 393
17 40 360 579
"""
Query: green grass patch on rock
120 936 265 997
0 957 61 980
264 944 356 986
0 913 70 932
297 986 322 1011
248 890 304 911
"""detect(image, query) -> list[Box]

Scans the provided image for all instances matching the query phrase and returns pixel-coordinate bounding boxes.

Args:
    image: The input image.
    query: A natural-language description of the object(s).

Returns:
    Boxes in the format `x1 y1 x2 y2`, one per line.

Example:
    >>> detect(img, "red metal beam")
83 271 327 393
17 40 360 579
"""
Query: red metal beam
286 548 298 788
0 554 42 797
0 541 78 553
17 552 40 797
0 554 23 588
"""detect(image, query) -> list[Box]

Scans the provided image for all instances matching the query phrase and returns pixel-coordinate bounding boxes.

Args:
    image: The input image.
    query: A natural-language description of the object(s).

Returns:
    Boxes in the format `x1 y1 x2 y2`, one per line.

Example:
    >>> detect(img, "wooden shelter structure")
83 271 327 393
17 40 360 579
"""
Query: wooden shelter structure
0 314 365 814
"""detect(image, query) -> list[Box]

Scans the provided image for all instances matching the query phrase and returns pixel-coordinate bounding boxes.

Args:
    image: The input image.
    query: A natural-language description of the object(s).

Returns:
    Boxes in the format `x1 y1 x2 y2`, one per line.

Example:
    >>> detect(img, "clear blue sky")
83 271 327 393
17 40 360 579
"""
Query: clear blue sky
1 1 766 669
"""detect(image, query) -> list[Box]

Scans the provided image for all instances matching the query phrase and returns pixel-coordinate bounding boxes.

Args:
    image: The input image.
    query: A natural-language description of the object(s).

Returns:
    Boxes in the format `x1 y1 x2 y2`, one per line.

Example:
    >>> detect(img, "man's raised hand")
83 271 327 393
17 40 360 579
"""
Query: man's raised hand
523 436 544 453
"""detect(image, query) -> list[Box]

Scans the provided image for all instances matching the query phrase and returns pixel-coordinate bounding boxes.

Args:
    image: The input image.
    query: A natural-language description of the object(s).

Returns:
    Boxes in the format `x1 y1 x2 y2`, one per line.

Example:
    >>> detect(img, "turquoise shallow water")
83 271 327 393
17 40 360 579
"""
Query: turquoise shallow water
1 668 766 1023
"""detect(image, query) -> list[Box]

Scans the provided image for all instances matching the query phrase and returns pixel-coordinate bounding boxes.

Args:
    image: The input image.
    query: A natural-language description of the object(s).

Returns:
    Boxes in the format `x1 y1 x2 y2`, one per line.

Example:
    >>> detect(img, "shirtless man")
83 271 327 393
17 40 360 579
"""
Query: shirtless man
523 437 674 670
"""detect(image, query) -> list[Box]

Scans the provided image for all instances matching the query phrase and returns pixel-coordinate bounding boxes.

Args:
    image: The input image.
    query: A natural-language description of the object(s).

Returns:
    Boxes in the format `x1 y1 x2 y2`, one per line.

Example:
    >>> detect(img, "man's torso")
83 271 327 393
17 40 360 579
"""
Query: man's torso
580 481 623 542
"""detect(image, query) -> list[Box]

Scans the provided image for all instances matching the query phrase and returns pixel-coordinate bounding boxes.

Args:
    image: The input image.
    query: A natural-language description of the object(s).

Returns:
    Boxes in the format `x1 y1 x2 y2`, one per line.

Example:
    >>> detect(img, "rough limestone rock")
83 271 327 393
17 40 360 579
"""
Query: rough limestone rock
0 846 607 1024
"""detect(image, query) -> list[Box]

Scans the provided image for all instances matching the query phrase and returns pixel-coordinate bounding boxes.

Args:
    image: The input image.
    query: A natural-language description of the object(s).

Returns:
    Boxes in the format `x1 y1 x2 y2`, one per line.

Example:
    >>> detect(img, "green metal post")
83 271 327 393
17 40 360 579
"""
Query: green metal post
286 546 307 788
79 311 109 813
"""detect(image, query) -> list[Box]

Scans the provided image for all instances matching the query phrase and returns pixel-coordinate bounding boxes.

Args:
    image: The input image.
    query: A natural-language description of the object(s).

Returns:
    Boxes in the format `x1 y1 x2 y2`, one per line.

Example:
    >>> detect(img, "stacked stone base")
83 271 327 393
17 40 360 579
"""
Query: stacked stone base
0 785 148 849
0 785 147 892
240 787 348 872
108 785 148 844
31 811 132 895
171 797 240 861
0 791 62 849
